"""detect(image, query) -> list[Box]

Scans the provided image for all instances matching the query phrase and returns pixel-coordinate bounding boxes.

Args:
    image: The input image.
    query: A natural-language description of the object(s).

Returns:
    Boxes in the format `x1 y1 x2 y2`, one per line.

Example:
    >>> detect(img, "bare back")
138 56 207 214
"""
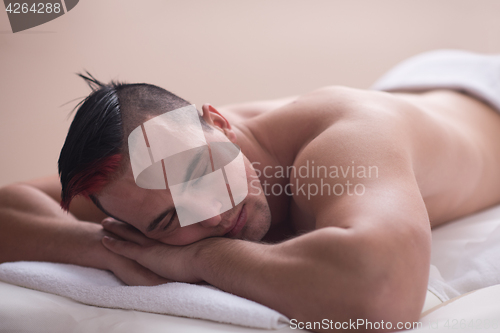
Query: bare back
394 89 500 227
234 86 500 232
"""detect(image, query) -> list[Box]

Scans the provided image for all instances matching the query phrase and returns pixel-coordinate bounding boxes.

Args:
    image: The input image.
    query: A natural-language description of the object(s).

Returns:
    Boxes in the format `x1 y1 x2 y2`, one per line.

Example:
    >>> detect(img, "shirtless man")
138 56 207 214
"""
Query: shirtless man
1 50 500 332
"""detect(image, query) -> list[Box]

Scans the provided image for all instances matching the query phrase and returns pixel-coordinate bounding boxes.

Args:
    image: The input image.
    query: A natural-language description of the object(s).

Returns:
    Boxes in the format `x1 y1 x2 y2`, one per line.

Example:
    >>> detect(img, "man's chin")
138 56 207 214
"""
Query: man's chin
241 220 271 242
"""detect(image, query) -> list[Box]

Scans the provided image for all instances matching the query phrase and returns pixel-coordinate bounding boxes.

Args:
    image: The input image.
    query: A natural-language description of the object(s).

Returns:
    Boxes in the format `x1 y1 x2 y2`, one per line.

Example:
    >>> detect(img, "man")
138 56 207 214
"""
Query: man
2 50 500 332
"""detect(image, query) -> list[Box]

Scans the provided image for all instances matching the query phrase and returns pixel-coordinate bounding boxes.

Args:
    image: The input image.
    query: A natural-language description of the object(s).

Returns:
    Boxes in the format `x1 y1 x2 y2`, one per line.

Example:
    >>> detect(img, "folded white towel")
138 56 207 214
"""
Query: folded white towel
0 261 288 329
372 49 500 112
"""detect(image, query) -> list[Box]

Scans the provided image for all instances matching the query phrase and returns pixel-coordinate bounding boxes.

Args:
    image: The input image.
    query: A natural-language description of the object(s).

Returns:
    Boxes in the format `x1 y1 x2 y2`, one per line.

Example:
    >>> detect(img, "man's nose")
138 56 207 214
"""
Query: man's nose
197 198 224 228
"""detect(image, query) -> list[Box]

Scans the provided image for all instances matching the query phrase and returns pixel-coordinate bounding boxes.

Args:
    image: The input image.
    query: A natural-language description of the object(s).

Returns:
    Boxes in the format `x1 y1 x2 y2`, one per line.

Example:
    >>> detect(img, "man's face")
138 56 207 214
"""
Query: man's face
98 126 271 246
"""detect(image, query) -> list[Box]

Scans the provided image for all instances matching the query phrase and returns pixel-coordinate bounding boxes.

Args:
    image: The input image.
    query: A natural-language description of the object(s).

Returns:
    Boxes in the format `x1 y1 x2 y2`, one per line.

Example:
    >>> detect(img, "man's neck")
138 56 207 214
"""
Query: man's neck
230 113 313 235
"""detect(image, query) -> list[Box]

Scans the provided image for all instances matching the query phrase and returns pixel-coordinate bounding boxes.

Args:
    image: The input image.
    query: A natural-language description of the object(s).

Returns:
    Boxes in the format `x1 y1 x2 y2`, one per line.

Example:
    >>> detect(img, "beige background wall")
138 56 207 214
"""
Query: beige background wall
1 0 499 187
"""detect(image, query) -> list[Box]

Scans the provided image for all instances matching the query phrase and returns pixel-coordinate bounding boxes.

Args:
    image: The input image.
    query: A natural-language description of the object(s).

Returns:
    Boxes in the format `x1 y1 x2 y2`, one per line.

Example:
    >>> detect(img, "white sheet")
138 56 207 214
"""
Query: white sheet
428 204 500 301
411 284 500 332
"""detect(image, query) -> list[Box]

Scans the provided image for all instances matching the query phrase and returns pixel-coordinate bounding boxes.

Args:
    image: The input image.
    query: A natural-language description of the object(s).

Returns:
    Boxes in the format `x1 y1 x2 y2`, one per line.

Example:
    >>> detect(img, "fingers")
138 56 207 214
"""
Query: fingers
102 236 143 261
111 255 172 286
103 236 201 284
119 264 171 286
103 235 169 269
101 218 155 246
128 271 171 286
103 236 171 281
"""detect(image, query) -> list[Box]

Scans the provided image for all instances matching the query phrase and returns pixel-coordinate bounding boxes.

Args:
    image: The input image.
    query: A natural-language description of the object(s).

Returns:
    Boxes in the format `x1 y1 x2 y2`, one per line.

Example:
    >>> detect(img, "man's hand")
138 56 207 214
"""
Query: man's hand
101 218 202 284
101 224 171 286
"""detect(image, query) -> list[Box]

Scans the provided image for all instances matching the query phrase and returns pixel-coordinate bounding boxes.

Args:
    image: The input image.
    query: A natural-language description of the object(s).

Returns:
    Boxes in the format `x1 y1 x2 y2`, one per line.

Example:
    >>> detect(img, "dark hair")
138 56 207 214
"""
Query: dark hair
58 73 204 211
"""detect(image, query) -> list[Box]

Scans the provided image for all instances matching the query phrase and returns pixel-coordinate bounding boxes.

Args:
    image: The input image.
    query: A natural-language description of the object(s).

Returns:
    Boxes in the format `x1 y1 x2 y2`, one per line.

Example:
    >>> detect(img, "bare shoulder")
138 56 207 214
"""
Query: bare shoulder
217 85 403 126
282 85 420 130
285 86 418 156
287 86 500 230
287 86 430 233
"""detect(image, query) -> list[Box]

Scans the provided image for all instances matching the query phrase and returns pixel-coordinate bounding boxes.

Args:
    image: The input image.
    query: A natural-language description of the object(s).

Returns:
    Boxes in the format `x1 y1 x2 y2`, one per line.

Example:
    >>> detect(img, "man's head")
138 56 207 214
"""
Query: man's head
59 74 271 245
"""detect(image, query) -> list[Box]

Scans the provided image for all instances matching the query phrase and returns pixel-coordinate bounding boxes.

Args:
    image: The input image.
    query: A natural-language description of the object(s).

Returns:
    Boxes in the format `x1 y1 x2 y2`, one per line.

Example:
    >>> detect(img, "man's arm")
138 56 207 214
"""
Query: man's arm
0 176 168 285
103 204 428 331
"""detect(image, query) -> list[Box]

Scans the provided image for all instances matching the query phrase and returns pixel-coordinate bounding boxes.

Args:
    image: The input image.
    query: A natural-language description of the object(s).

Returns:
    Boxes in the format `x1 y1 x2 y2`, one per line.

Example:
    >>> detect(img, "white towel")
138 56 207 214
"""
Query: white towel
371 49 500 112
0 261 288 329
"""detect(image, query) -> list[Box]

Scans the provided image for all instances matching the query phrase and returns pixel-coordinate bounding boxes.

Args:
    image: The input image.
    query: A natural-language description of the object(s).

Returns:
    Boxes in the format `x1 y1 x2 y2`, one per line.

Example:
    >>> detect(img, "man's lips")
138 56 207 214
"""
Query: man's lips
225 204 247 238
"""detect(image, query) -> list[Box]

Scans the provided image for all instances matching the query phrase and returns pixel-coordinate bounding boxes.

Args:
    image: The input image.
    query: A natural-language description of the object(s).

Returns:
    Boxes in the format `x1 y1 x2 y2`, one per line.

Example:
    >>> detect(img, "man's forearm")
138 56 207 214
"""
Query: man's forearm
192 227 427 330
0 183 110 269
194 228 374 322
0 184 170 286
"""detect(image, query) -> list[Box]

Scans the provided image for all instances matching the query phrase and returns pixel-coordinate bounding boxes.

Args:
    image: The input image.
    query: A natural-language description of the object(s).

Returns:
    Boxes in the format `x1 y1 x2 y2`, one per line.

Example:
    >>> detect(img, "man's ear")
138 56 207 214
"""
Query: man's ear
201 104 237 142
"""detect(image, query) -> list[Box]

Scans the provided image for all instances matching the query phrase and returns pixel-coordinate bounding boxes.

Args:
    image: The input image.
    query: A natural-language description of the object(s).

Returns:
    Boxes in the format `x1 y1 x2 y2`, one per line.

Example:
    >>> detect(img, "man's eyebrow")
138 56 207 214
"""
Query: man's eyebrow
90 195 173 233
91 195 126 223
146 208 173 233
